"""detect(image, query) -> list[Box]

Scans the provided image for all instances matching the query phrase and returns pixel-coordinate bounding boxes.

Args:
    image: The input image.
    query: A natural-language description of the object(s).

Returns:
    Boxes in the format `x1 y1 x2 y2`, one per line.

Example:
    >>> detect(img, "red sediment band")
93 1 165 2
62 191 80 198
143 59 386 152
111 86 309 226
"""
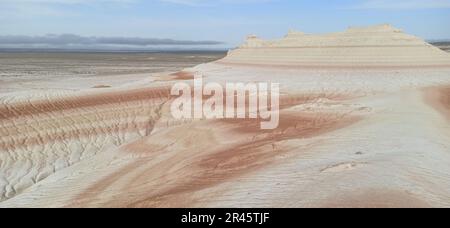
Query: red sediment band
0 86 172 120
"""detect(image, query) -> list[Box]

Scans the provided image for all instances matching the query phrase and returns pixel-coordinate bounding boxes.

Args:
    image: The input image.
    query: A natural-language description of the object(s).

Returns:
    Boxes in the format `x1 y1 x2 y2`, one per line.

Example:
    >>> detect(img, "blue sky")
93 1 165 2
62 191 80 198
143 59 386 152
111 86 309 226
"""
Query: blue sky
1 0 450 49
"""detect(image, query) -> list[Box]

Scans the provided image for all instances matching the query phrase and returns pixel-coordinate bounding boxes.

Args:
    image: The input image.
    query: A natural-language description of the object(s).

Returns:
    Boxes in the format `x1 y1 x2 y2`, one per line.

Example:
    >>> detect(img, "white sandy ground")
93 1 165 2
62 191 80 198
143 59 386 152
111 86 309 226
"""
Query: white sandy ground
0 62 449 207
1 25 450 207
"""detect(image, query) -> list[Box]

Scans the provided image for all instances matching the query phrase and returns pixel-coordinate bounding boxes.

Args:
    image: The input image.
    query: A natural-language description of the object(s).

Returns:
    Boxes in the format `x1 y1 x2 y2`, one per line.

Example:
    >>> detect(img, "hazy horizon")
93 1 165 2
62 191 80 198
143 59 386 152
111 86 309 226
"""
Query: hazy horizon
1 0 450 50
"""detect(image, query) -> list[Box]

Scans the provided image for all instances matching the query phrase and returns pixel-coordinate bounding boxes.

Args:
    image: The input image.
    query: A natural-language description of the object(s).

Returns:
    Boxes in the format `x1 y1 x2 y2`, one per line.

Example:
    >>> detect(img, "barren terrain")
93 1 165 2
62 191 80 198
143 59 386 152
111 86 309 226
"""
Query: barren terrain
1 26 450 208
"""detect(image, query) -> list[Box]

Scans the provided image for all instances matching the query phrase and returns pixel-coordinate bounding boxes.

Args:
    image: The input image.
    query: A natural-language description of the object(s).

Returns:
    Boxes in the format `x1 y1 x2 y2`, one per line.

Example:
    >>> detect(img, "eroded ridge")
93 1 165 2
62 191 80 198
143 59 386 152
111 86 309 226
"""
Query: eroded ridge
0 86 172 201
67 92 366 208
220 25 450 68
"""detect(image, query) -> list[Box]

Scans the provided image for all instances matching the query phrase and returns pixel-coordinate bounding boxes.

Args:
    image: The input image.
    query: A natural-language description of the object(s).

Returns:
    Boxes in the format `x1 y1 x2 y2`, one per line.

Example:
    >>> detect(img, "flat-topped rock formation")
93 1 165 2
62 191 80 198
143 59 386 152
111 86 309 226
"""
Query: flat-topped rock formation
220 24 450 67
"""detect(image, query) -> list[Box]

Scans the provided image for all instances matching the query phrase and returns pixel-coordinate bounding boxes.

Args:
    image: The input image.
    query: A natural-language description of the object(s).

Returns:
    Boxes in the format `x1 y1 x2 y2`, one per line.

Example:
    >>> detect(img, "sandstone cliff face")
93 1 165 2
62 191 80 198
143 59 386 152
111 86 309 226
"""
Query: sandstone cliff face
221 24 450 67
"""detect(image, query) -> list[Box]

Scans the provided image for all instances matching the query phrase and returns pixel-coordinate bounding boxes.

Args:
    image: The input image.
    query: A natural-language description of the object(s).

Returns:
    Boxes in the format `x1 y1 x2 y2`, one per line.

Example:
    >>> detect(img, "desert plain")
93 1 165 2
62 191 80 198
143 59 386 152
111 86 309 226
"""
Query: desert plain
0 25 450 208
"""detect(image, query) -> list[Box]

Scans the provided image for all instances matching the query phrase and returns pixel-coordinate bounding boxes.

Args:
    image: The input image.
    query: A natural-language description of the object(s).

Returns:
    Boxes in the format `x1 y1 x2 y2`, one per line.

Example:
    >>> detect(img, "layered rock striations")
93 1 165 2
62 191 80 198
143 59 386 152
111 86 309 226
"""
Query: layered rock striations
220 24 450 67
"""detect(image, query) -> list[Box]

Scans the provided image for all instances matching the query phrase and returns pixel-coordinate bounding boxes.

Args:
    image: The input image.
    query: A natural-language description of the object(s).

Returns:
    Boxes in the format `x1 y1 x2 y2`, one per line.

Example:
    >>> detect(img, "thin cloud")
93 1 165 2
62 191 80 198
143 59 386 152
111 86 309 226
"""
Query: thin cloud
0 0 137 18
0 0 272 6
156 0 274 7
0 0 137 4
350 0 450 10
